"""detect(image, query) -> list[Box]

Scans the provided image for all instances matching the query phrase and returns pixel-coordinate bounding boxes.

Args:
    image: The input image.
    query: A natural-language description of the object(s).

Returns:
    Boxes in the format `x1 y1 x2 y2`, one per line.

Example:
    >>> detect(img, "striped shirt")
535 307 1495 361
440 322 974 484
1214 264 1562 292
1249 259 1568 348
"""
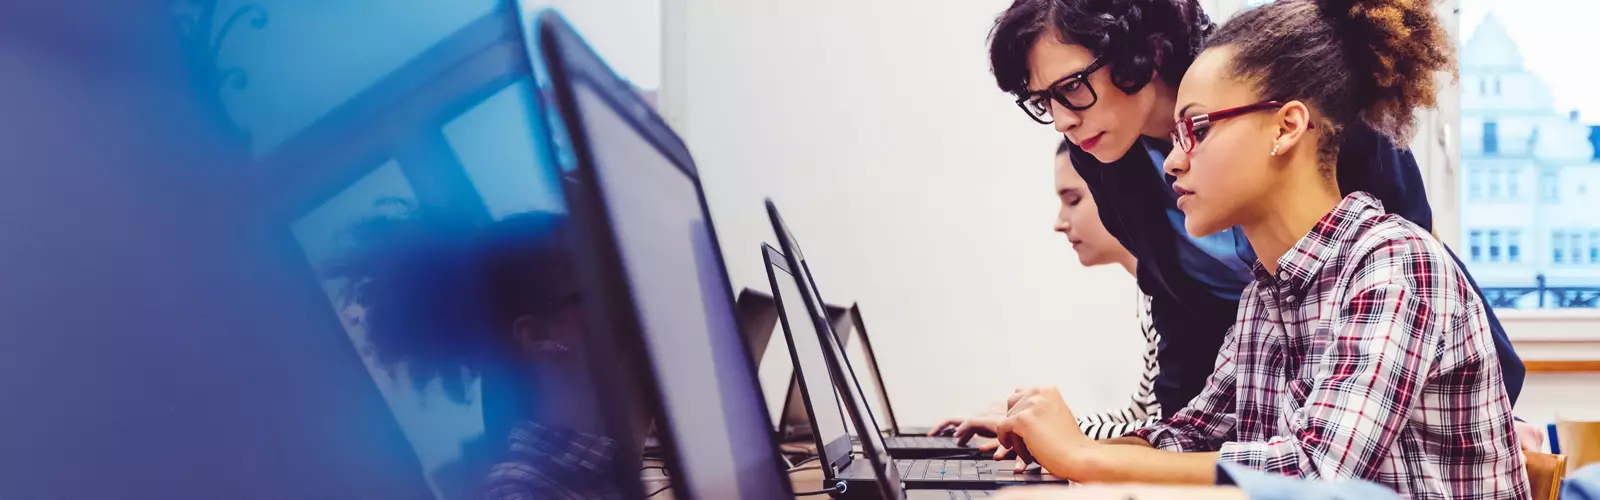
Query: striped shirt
1132 192 1528 499
1078 291 1162 439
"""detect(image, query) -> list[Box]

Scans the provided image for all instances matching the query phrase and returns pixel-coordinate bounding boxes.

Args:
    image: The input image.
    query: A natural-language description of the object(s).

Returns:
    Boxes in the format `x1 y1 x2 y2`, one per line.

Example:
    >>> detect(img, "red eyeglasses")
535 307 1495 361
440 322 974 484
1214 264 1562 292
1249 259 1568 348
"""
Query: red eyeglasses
1170 101 1312 153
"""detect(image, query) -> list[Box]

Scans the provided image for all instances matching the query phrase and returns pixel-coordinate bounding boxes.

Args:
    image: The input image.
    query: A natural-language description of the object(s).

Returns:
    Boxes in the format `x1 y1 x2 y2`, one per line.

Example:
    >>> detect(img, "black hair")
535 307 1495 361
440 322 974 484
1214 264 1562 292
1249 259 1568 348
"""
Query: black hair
1206 0 1453 166
324 202 576 404
989 0 1215 97
1057 137 1075 156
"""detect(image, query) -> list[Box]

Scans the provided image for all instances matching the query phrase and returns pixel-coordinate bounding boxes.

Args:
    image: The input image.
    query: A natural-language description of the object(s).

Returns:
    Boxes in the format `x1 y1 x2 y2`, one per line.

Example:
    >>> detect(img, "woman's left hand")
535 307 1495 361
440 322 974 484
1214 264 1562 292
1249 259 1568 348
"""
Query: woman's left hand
997 386 1094 473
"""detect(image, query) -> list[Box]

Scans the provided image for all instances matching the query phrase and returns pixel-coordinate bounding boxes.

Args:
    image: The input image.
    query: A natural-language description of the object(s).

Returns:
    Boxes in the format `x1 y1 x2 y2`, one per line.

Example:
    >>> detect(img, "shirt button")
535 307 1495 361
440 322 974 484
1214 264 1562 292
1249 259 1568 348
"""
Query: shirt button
1285 295 1298 303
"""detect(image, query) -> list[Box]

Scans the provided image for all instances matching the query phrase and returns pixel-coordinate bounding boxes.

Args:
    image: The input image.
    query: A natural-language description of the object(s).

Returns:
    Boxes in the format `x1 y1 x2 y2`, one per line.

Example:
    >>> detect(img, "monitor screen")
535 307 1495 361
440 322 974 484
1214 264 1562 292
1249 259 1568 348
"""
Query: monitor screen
767 250 854 464
573 82 788 499
290 73 664 500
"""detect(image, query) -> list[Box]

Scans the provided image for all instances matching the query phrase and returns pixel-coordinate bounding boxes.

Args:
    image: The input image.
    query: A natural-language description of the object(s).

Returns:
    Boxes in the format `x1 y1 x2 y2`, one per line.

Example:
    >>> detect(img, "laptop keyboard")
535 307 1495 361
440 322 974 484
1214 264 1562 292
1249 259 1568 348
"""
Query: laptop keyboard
886 436 967 449
896 459 996 481
941 492 995 499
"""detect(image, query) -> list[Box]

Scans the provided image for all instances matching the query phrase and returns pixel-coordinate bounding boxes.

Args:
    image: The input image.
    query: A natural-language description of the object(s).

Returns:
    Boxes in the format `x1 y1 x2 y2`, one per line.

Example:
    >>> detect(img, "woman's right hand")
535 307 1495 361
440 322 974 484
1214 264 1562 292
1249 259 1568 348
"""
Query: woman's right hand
929 415 1002 444
930 414 1028 464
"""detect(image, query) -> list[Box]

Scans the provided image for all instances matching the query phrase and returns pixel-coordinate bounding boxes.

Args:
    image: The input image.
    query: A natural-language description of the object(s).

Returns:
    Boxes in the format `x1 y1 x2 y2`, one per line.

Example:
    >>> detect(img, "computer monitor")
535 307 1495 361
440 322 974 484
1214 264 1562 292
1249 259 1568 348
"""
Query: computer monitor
532 10 792 499
763 245 856 472
764 203 904 500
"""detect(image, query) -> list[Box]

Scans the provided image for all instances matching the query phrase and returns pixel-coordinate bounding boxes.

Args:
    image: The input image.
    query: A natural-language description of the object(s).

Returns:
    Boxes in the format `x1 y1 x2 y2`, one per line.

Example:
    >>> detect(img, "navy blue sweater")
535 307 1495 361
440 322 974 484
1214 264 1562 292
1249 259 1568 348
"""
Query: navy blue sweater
1070 127 1525 418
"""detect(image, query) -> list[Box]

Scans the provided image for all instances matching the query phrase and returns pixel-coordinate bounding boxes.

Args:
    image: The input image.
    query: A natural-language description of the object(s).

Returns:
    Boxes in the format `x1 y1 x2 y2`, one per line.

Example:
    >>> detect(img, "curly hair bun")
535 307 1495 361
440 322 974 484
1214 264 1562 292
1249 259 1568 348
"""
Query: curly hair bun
1321 0 1454 142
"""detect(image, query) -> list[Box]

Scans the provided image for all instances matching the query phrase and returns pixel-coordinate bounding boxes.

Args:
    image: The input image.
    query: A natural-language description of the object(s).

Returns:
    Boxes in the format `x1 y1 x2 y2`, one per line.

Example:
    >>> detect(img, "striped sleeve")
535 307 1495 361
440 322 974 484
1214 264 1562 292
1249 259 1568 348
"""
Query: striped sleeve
1079 292 1163 440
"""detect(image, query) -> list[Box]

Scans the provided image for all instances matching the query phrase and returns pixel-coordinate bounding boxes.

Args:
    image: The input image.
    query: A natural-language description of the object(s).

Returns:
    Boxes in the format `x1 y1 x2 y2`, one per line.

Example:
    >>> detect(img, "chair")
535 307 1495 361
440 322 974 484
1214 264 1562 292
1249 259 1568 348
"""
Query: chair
1558 418 1600 473
1526 451 1569 500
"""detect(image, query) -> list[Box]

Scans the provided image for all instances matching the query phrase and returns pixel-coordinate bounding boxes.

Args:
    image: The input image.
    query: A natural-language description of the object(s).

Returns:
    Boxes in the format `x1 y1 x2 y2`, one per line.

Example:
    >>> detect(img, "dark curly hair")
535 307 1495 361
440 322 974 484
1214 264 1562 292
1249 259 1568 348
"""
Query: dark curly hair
988 0 1215 98
324 202 577 404
1207 0 1454 166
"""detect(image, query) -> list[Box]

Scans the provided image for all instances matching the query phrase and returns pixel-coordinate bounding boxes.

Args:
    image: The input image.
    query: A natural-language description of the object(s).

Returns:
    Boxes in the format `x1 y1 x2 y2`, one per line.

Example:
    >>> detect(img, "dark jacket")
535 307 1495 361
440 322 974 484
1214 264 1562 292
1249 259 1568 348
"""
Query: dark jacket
1070 126 1525 418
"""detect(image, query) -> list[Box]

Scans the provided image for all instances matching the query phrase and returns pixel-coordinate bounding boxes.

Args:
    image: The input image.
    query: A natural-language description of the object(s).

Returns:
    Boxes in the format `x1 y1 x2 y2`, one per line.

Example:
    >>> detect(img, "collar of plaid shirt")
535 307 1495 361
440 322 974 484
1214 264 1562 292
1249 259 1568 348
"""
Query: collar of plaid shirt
1249 191 1376 295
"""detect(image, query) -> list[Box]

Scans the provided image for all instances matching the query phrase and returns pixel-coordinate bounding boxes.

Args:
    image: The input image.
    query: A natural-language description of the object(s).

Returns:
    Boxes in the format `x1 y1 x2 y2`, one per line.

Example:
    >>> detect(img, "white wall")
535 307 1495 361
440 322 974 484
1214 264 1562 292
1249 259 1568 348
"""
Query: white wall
671 0 1146 425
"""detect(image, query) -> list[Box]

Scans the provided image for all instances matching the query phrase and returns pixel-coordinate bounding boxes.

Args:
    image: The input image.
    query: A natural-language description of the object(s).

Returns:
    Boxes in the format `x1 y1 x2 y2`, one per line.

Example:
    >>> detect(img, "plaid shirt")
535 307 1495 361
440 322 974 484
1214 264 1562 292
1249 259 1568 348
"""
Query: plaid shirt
1131 192 1529 500
478 421 623 500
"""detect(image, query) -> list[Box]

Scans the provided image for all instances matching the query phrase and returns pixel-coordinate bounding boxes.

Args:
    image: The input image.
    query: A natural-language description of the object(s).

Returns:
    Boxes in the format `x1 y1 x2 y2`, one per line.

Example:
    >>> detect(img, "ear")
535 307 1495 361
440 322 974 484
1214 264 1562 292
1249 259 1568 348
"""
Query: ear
1273 100 1314 157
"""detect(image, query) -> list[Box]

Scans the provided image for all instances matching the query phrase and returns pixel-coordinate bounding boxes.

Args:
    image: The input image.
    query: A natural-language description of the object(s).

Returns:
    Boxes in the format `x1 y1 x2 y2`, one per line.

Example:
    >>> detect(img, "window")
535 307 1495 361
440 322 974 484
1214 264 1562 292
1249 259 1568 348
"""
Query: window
1451 6 1600 314
1554 230 1566 264
1509 230 1522 263
1489 230 1502 262
1574 232 1586 267
1591 231 1600 264
1543 171 1560 202
1483 121 1499 154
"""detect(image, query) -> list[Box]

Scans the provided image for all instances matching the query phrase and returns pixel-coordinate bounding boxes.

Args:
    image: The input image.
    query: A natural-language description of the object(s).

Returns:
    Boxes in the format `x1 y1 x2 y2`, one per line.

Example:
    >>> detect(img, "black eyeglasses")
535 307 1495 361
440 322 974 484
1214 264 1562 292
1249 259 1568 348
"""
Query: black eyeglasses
1016 56 1107 125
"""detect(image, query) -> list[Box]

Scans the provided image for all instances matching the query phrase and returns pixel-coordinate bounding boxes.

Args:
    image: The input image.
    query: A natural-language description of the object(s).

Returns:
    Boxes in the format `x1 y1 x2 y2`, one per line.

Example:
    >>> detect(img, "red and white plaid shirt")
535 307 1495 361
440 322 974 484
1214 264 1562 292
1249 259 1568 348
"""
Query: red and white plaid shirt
1132 192 1529 500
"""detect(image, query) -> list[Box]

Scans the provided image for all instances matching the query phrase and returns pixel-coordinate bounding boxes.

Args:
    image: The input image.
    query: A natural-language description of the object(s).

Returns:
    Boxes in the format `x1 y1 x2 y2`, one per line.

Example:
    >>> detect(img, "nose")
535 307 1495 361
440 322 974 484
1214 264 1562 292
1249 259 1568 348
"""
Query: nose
1049 100 1081 135
1164 145 1189 178
1054 214 1070 234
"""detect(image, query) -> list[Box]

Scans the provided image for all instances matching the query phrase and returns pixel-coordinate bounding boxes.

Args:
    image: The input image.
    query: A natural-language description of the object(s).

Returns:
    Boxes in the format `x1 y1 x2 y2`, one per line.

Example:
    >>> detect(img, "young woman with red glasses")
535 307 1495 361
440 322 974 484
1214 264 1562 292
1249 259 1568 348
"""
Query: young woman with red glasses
991 0 1531 496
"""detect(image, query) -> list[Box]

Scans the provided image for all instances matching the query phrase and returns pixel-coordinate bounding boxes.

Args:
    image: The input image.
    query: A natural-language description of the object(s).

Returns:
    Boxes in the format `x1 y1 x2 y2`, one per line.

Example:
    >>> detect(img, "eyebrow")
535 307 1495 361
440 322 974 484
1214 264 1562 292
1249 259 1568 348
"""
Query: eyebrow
1029 60 1097 92
1177 103 1205 120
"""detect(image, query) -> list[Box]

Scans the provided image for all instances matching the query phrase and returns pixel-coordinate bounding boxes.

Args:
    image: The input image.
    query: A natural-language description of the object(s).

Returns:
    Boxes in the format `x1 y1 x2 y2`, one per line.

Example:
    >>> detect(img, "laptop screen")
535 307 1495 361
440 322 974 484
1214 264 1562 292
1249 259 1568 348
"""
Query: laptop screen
765 246 855 467
570 81 789 499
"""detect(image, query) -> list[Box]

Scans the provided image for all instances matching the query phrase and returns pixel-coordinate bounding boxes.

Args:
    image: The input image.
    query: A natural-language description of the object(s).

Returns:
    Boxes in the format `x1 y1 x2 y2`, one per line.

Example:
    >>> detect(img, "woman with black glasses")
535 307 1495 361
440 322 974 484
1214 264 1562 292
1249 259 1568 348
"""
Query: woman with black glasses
937 0 1534 465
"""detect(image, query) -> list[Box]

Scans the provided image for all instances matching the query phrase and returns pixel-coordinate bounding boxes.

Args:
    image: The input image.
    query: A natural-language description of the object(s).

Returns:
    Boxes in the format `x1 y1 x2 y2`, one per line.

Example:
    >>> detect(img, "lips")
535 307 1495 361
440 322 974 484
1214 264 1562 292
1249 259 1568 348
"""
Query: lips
1173 184 1196 210
1076 132 1104 151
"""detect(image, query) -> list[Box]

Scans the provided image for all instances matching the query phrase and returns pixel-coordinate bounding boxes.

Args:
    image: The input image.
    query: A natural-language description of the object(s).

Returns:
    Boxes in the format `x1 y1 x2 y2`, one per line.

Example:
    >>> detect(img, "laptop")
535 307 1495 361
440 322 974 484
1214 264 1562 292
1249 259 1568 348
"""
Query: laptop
836 304 936 437
757 244 973 459
532 10 794 498
737 288 853 441
763 239 1066 492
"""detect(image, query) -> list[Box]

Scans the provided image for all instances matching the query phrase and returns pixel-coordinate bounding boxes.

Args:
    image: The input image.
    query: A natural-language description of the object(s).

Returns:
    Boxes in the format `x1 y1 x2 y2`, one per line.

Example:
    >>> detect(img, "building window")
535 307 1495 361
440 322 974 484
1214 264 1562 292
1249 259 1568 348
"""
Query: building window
1573 232 1586 267
1590 231 1600 264
1509 230 1522 263
1554 230 1566 264
1469 170 1484 199
1484 121 1499 155
1543 171 1560 202
1488 230 1502 262
1507 170 1520 199
1488 169 1503 198
1494 77 1502 96
1480 78 1488 96
1470 230 1484 262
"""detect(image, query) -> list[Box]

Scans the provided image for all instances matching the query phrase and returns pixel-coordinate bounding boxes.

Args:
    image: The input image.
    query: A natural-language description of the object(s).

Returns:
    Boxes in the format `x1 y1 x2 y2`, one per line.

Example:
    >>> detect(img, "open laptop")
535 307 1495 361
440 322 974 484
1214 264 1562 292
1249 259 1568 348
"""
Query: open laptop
763 239 1066 492
737 288 853 441
836 304 937 437
531 10 793 498
758 243 973 459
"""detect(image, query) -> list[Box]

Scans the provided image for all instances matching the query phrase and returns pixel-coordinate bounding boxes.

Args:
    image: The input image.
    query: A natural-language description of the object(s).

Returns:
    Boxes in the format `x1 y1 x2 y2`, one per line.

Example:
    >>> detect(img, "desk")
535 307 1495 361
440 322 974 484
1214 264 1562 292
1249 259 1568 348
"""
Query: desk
638 453 830 499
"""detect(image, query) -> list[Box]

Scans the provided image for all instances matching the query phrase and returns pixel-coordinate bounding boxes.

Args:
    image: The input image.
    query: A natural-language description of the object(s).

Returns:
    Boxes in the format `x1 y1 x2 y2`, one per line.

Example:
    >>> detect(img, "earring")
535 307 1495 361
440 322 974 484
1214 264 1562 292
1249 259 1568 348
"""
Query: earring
1270 144 1280 156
